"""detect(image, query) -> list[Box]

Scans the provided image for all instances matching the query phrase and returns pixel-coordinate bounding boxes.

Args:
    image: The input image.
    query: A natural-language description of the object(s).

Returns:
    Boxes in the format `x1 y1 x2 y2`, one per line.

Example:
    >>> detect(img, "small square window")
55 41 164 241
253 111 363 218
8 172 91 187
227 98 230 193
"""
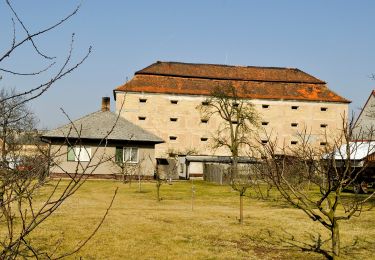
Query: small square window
139 98 147 103
171 100 178 104
232 102 239 107
200 137 208 142
231 120 238 124
321 107 328 111
320 142 327 146
170 118 178 122
291 123 298 127
291 106 299 110
262 104 269 109
169 136 177 141
262 122 269 126
320 124 327 128
202 101 209 106
291 141 298 145
261 140 268 145
201 119 208 123
138 116 146 121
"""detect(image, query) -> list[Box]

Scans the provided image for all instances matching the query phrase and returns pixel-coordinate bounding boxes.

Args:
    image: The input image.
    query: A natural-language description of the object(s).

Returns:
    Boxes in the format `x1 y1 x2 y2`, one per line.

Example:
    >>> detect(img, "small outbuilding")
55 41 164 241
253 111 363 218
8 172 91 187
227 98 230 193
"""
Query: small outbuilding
42 97 164 179
333 141 375 193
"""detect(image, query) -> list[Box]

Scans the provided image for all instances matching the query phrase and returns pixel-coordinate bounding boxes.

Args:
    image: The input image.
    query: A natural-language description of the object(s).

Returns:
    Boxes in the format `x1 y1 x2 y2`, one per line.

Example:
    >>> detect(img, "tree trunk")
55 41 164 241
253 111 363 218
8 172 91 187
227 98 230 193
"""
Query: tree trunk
191 179 195 211
138 174 142 192
331 220 340 259
121 166 126 184
0 185 4 207
156 182 161 201
239 193 244 224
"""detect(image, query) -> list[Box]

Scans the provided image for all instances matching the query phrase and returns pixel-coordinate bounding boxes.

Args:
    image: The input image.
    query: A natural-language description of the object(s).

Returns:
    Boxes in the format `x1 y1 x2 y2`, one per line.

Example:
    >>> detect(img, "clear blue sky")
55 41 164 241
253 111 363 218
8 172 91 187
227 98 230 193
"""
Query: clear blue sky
1 0 374 129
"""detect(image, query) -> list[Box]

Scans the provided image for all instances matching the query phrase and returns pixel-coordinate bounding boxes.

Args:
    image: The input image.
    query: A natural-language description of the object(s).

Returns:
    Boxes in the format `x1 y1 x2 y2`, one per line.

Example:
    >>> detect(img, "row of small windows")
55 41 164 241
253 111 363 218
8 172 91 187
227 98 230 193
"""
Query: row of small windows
140 116 329 129
260 140 327 146
138 98 329 112
261 121 328 128
138 116 209 123
140 98 180 104
262 104 328 111
169 136 208 142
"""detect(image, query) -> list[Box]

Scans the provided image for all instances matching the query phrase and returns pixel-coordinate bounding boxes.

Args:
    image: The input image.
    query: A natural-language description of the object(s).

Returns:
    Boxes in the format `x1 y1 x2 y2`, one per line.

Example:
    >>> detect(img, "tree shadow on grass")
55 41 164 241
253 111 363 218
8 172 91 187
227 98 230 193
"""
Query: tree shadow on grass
244 228 373 260
134 190 151 194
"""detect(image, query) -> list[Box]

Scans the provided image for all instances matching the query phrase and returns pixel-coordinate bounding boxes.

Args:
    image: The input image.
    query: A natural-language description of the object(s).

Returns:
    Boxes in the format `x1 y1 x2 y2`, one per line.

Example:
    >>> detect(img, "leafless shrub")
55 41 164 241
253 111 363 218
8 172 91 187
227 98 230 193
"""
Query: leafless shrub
0 2 117 258
198 83 260 224
256 118 375 259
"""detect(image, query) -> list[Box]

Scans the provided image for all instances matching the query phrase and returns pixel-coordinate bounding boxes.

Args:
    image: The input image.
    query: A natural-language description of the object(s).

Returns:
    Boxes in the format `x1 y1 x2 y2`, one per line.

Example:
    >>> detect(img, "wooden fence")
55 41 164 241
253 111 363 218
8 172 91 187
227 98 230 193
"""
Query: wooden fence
203 163 231 185
203 163 260 185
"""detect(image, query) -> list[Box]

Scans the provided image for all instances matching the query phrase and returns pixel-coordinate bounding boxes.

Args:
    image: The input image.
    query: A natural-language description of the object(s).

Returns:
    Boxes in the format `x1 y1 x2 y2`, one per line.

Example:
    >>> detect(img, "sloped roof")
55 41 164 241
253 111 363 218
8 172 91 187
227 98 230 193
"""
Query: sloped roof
42 111 164 143
333 141 375 160
353 89 375 129
115 61 350 103
136 61 325 83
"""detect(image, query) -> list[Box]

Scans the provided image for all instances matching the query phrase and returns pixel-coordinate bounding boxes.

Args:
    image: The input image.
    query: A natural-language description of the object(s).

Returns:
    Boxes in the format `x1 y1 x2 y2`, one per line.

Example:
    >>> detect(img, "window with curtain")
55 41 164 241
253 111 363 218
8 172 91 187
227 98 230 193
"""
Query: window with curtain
67 146 91 162
115 147 138 163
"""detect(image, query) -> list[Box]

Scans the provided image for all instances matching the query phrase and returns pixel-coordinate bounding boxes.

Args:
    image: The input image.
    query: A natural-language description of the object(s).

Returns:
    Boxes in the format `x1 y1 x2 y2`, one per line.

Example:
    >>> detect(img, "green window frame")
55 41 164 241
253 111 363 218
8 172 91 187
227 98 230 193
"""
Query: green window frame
67 146 75 161
115 147 138 163
67 145 91 162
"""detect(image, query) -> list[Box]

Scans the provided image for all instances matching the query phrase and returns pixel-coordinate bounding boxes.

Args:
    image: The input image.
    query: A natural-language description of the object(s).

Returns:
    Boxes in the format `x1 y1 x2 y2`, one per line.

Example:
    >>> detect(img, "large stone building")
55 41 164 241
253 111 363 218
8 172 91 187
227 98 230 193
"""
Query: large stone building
114 61 350 159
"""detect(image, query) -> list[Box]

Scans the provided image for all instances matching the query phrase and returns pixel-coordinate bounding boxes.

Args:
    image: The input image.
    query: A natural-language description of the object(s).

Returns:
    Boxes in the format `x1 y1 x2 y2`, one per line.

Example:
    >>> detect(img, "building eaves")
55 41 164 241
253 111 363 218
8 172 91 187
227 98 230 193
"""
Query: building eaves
115 74 350 103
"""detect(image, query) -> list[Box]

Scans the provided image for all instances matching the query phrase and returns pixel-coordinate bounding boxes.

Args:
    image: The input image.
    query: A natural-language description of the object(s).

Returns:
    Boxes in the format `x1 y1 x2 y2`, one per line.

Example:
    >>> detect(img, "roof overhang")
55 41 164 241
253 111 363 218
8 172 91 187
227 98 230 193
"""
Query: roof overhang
185 155 258 164
41 136 164 145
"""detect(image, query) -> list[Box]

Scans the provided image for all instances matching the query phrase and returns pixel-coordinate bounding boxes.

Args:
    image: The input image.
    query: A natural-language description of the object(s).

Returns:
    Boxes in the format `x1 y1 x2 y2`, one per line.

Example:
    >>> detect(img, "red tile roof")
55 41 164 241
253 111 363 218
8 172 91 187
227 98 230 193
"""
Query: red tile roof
115 61 350 103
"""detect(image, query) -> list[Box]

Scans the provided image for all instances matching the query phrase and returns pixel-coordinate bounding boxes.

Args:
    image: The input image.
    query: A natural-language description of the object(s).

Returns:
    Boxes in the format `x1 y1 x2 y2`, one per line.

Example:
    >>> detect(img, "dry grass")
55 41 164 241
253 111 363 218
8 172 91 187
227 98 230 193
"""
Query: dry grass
9 180 375 259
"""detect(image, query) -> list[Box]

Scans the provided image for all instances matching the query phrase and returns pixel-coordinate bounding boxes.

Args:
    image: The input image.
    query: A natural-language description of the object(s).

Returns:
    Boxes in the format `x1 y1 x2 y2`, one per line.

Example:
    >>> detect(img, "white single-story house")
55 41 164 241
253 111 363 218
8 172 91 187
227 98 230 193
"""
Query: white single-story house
41 97 164 179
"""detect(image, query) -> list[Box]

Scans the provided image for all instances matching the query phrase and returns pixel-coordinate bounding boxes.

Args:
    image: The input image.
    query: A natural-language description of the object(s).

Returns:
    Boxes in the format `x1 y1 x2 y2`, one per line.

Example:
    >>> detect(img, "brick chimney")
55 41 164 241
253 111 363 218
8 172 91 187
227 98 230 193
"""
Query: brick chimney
101 97 110 112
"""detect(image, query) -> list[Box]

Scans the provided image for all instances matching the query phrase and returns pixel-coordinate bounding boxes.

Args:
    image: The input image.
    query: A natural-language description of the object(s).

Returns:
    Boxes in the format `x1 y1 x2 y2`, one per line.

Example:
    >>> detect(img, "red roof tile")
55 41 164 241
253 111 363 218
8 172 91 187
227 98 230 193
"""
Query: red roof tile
136 61 325 84
115 62 350 103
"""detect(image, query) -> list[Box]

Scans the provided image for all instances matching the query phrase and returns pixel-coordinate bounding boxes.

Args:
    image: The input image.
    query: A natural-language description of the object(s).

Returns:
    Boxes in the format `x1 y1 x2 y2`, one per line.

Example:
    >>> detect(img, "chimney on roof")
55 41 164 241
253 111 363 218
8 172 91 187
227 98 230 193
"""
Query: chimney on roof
101 97 110 112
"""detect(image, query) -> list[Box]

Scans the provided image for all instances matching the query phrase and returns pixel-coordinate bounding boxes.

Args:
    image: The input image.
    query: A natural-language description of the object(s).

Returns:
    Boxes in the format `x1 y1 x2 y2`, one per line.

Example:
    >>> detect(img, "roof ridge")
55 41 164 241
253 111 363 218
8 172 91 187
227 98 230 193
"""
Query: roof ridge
135 61 326 84
133 73 326 85
154 60 300 70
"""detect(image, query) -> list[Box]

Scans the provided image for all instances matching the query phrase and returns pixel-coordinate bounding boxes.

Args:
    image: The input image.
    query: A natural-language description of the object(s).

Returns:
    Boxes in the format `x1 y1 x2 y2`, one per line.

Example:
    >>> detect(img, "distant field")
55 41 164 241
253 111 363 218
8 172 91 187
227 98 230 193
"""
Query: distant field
17 180 375 259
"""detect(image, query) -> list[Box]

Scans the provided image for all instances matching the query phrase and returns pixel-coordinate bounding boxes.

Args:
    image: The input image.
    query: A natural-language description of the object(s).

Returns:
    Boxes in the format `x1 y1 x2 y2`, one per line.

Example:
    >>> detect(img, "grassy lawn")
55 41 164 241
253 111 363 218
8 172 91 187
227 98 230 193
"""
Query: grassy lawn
18 180 375 259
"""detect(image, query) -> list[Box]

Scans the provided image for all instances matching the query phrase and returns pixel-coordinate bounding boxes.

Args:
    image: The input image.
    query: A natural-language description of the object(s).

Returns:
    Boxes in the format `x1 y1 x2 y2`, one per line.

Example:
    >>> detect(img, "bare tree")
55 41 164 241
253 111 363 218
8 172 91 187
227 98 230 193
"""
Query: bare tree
112 148 146 192
0 1 117 258
198 83 259 224
155 165 163 202
256 119 375 259
0 91 121 258
150 156 179 202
